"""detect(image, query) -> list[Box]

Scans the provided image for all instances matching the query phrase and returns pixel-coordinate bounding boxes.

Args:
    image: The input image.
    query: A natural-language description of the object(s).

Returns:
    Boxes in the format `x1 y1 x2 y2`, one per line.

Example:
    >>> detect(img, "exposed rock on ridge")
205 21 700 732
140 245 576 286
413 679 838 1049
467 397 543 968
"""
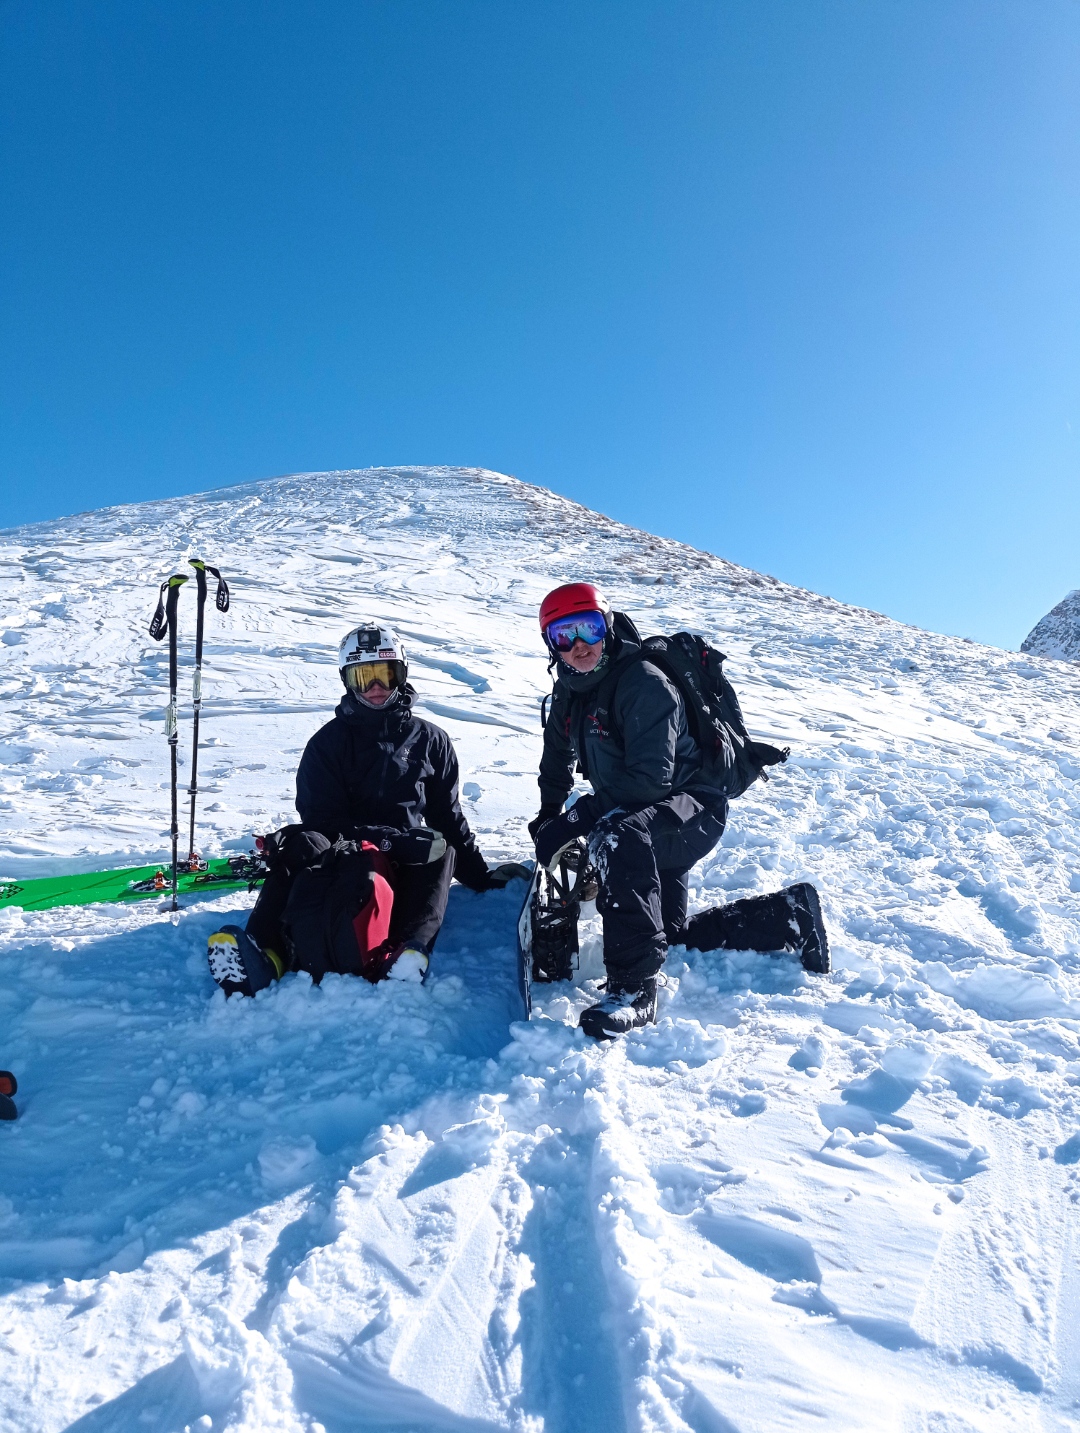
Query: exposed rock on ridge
1021 589 1080 662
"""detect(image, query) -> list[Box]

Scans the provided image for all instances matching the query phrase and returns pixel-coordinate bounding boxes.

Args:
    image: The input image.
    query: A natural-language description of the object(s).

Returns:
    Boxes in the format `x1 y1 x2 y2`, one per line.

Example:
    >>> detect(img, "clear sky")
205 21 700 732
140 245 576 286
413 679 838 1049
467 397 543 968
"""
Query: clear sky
2 1 1078 650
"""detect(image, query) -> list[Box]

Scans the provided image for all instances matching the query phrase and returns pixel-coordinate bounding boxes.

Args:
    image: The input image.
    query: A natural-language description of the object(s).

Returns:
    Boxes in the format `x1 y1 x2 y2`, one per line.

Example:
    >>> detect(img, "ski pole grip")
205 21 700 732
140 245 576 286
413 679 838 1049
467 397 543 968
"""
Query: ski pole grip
191 559 230 613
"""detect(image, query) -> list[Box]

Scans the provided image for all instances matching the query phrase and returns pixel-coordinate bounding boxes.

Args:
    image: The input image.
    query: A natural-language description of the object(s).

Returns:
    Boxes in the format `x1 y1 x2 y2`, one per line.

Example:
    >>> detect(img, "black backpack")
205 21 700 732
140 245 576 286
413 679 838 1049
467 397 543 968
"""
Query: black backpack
281 840 395 982
246 827 395 982
630 631 789 798
548 616 789 800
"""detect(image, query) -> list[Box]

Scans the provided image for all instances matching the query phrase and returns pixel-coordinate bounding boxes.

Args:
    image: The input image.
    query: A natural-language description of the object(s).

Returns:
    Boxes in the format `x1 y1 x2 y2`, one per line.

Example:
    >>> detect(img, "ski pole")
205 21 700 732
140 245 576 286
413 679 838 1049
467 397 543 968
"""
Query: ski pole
150 573 189 912
185 560 229 869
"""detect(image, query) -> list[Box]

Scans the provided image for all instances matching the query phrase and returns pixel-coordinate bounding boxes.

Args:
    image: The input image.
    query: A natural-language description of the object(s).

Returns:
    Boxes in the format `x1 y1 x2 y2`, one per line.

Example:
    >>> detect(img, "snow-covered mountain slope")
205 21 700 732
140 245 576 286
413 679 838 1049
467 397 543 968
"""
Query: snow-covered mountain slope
2 466 1080 1433
1023 590 1080 663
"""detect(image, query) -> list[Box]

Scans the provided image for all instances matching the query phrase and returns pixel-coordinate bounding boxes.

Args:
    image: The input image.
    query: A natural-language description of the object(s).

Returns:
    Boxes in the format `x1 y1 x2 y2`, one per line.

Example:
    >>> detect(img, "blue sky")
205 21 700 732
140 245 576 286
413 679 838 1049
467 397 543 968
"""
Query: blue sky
2 1 1078 650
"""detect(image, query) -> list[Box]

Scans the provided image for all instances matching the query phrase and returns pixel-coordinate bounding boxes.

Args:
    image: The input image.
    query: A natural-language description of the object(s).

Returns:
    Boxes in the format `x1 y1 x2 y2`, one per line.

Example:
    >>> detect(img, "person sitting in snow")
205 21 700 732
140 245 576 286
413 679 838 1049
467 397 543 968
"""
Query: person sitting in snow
208 623 523 996
528 583 830 1040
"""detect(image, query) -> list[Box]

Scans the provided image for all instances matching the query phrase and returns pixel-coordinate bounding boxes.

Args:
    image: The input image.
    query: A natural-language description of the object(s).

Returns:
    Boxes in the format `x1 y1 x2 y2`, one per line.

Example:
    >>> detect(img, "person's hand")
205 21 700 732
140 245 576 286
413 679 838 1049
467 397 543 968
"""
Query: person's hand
533 811 589 873
527 804 562 841
483 862 532 889
532 797 598 868
392 828 448 865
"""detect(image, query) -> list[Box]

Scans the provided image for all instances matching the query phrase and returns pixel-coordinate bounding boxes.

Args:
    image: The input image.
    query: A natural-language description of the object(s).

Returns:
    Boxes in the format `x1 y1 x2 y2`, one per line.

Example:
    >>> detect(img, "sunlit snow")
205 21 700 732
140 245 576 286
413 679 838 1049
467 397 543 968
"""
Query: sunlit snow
1 467 1079 1432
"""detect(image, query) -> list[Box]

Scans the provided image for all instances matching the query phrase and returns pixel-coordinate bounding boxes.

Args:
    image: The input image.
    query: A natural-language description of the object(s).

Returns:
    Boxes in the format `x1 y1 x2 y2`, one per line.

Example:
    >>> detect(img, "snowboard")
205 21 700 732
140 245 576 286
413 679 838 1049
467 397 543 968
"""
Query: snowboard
0 855 265 913
516 865 539 1019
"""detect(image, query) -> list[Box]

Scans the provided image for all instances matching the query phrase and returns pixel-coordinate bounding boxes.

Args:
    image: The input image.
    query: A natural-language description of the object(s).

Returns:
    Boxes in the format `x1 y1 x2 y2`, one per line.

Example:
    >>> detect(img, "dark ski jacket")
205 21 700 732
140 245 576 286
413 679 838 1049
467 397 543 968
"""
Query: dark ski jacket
295 689 490 891
538 619 715 815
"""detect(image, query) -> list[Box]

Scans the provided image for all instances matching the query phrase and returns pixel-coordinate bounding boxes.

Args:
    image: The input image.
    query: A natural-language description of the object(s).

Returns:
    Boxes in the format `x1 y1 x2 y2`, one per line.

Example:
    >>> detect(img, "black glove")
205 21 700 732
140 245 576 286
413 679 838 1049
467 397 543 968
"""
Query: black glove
533 801 598 871
256 825 332 875
349 825 448 865
389 828 448 865
346 831 444 859
453 843 493 892
483 862 532 890
527 804 562 842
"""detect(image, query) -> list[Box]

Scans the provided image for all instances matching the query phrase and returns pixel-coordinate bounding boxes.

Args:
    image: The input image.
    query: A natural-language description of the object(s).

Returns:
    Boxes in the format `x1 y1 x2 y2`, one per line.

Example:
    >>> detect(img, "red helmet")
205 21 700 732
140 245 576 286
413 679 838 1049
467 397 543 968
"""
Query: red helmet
539 582 612 633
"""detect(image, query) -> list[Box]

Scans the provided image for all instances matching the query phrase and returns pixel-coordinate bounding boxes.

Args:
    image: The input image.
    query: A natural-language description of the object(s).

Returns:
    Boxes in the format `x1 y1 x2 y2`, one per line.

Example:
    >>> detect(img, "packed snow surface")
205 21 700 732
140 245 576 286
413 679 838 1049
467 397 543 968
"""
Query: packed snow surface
1023 590 1080 664
2 467 1080 1433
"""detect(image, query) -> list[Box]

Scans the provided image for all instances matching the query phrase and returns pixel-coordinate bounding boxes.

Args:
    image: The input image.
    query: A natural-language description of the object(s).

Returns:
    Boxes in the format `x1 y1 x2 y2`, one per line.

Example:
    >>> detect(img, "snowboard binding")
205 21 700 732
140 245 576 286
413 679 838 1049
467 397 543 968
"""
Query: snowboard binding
532 840 594 983
128 869 170 894
517 839 597 1015
195 851 267 888
224 851 269 888
126 851 268 897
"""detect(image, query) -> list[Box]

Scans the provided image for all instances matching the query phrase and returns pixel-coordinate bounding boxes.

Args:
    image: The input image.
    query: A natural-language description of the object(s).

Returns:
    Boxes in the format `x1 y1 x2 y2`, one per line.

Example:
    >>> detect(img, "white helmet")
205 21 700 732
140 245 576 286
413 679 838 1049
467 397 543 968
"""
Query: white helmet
337 623 408 707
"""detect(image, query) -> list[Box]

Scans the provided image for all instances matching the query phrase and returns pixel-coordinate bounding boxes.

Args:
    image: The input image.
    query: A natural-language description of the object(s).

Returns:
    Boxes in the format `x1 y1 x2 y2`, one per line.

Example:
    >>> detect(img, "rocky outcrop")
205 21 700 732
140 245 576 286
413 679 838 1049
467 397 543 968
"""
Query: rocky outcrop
1021 590 1080 662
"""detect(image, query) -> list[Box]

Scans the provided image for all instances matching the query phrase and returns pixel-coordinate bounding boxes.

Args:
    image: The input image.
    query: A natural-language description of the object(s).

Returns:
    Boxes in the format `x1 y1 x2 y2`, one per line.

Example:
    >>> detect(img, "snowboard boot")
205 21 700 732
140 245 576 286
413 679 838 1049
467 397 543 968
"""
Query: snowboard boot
207 925 284 998
786 883 830 974
579 976 658 1041
681 886 830 975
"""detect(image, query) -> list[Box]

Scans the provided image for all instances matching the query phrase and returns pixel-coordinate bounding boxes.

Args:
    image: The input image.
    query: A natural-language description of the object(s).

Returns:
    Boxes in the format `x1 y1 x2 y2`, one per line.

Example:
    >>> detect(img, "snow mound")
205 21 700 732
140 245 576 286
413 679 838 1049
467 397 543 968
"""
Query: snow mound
2 466 1080 1432
1021 588 1080 662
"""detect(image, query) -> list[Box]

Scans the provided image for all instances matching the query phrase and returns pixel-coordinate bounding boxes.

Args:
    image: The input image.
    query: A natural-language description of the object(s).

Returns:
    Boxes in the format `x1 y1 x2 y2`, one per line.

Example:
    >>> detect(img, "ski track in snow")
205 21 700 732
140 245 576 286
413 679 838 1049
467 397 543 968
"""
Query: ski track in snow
1 466 1080 1432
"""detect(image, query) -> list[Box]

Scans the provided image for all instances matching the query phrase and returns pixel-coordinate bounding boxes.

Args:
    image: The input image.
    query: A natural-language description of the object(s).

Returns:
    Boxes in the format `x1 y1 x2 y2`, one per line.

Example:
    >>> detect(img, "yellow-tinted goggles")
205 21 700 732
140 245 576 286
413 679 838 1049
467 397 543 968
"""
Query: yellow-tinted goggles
345 661 400 693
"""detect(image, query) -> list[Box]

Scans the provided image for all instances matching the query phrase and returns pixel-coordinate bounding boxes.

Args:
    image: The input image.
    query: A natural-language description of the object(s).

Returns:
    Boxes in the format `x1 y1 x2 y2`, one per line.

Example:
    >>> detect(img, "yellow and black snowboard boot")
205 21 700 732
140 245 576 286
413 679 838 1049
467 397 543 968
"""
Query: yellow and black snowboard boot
207 925 284 998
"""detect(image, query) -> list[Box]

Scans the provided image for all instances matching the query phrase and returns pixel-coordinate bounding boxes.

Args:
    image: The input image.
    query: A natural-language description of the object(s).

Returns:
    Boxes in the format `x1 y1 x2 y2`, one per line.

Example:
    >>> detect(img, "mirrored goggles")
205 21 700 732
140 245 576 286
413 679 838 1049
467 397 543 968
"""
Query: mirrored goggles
344 660 402 693
544 610 608 652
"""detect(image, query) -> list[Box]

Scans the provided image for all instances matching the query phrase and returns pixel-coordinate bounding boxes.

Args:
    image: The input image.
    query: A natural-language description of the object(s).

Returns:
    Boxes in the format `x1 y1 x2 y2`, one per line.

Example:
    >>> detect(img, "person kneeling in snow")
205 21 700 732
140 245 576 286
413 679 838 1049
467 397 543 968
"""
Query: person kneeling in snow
208 623 523 997
529 583 830 1041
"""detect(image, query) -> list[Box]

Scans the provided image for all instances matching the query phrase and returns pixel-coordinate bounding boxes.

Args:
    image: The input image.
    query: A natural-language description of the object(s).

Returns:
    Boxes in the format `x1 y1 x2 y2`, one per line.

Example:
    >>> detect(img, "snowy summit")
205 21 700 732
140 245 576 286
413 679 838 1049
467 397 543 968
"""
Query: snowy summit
1022 589 1080 664
2 466 1080 1433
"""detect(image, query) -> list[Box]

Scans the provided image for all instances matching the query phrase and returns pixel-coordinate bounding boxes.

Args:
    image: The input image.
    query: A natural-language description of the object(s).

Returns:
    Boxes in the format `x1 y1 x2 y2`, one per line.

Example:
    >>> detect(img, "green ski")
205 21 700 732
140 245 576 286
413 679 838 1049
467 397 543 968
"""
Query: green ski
0 855 265 914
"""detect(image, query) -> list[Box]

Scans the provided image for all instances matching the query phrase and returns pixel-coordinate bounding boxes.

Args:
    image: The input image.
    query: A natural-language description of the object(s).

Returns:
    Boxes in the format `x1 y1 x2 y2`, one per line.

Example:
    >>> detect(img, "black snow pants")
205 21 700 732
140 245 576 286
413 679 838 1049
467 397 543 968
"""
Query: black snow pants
588 795 806 987
247 827 456 963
